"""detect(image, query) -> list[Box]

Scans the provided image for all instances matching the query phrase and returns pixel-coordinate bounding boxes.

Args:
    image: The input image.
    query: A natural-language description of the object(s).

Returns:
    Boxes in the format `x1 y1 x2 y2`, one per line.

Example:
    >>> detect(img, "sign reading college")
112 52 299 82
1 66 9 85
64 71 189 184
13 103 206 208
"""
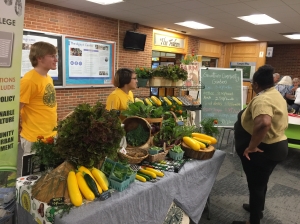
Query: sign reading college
154 34 185 49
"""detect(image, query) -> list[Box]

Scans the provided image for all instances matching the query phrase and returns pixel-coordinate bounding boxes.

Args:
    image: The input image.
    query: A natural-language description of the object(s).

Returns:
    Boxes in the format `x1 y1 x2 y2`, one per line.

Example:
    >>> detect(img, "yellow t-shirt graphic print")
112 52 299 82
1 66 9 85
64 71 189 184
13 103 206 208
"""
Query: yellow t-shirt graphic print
20 69 57 142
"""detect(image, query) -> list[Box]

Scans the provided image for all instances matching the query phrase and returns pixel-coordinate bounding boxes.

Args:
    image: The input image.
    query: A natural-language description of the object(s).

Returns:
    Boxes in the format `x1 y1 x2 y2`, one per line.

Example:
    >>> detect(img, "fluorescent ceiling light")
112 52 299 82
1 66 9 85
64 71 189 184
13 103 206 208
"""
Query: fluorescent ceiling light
283 34 300 39
164 28 187 34
175 21 213 29
232 36 258 41
86 0 123 5
238 14 280 25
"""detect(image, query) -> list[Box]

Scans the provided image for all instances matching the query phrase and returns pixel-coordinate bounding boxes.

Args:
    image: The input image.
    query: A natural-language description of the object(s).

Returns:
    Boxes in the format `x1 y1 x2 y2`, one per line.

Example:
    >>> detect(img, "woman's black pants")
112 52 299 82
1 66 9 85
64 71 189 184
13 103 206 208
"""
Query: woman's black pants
238 152 279 224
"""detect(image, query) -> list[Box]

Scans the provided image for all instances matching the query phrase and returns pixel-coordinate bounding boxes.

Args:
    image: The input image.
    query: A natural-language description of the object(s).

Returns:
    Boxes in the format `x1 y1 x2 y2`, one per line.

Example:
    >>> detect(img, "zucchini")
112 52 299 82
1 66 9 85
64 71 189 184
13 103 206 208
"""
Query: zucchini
183 136 200 151
137 172 151 181
193 138 209 147
172 96 183 105
83 172 101 197
76 172 95 201
191 133 217 144
144 98 153 106
78 166 102 193
151 96 162 106
163 97 172 106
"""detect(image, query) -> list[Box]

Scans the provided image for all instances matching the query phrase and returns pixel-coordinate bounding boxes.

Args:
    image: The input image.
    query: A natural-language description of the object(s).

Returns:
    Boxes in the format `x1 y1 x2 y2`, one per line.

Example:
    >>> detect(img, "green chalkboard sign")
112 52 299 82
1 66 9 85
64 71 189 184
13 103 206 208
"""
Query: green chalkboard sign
200 68 243 127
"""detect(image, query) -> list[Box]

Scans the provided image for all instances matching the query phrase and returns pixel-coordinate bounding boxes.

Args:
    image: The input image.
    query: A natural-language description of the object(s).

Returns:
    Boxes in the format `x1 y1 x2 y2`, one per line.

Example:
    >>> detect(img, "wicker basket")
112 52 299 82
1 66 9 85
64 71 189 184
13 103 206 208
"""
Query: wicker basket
123 116 151 148
146 143 168 162
181 143 215 160
118 148 149 164
144 117 163 135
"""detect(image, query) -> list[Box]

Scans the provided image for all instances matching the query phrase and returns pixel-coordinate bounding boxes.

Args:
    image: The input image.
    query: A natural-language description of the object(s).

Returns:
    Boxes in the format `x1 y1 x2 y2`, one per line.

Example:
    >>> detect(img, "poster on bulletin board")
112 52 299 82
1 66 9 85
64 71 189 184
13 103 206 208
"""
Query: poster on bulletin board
64 36 115 87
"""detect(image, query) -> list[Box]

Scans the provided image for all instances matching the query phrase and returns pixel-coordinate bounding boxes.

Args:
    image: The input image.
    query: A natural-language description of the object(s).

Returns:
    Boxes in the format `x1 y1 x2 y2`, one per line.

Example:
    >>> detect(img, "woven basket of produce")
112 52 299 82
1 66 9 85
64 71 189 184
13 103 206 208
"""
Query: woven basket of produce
181 142 215 160
144 117 163 135
123 116 151 148
146 143 168 163
118 148 149 164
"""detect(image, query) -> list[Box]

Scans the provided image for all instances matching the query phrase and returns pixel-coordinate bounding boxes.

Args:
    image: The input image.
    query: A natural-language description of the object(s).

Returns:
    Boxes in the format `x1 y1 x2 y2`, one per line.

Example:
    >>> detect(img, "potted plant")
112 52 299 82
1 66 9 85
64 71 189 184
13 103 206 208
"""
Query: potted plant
200 118 219 137
54 102 125 168
149 66 165 86
135 66 152 87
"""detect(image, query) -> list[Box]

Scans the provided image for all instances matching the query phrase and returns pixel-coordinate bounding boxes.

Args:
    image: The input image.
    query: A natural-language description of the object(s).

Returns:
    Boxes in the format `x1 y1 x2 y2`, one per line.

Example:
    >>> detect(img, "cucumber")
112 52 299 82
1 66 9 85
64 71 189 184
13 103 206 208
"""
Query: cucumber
83 173 101 197
137 171 152 180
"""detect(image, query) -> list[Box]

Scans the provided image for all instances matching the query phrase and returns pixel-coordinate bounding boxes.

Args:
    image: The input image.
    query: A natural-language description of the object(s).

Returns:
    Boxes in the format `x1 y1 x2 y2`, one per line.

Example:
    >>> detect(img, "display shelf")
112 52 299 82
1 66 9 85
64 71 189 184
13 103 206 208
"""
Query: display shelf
182 104 202 111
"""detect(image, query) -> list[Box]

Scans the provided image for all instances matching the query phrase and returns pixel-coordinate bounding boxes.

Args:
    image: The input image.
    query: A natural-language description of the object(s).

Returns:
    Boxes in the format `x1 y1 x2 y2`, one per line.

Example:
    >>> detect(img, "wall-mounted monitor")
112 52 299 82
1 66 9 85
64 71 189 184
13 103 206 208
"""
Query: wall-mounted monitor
123 31 147 51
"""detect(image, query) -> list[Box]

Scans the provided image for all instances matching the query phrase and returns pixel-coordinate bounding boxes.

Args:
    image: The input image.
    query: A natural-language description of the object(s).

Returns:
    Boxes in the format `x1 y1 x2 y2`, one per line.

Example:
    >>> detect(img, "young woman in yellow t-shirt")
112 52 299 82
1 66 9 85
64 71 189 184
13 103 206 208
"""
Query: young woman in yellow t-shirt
105 68 138 119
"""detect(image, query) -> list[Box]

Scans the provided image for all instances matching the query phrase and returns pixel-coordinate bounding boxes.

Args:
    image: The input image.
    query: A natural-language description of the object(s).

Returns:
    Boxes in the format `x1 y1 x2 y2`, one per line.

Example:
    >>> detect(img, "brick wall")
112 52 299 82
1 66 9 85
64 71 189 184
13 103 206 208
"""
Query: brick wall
266 44 300 80
24 0 152 120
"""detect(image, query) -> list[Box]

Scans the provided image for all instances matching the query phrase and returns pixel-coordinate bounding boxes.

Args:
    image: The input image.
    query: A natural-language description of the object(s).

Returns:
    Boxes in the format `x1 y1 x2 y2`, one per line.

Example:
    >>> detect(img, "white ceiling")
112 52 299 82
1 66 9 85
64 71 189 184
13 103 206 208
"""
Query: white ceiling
36 0 300 44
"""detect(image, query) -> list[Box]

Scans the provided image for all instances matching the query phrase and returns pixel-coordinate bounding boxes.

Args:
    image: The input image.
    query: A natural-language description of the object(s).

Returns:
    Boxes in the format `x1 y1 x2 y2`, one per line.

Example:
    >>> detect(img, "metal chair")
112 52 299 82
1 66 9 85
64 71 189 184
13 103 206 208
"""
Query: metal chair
217 127 235 155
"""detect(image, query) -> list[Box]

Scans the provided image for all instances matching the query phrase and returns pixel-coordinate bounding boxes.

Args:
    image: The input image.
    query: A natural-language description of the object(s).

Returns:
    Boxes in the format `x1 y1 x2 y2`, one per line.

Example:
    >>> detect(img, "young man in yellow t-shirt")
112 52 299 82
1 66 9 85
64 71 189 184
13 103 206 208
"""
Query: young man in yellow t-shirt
20 42 58 155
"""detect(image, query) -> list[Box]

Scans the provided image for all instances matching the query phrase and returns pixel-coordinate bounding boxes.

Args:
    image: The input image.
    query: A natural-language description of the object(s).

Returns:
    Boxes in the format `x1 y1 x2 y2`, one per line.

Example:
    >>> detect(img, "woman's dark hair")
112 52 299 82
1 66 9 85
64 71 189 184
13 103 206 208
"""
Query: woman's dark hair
114 68 134 88
252 64 274 88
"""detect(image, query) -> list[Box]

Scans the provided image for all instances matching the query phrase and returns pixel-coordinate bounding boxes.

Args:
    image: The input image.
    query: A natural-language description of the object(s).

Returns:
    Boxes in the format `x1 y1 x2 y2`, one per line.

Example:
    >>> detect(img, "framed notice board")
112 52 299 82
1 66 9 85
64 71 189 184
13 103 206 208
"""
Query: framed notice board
200 68 243 127
64 36 116 87
22 30 63 86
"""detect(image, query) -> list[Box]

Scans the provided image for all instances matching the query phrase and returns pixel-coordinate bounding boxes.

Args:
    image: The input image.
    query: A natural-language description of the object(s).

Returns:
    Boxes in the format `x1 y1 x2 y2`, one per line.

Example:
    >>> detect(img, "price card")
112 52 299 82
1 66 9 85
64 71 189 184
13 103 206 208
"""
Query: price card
48 197 65 206
99 191 111 201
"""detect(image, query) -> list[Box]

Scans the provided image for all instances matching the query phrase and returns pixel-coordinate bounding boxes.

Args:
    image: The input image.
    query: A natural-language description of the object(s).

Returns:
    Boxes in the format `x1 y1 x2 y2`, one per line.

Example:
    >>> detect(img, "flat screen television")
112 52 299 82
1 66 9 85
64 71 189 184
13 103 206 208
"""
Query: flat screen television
123 31 147 51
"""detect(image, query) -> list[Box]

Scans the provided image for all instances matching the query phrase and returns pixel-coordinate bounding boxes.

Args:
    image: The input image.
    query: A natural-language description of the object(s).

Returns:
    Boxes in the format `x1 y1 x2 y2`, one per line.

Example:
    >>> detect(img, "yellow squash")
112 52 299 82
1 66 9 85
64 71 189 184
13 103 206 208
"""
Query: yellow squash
191 138 206 149
67 171 83 207
144 98 153 106
75 172 95 201
163 97 172 105
183 136 200 151
135 174 146 182
172 96 182 105
192 136 211 145
145 167 164 177
139 169 156 178
192 133 217 144
78 166 102 193
135 98 144 104
91 168 109 191
151 96 162 106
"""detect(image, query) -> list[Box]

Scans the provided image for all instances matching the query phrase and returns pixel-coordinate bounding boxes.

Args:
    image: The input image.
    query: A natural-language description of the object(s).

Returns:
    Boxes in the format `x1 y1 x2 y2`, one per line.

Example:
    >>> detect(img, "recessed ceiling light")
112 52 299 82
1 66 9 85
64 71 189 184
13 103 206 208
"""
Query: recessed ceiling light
86 0 123 5
238 14 280 25
283 34 300 39
175 21 213 29
232 37 258 41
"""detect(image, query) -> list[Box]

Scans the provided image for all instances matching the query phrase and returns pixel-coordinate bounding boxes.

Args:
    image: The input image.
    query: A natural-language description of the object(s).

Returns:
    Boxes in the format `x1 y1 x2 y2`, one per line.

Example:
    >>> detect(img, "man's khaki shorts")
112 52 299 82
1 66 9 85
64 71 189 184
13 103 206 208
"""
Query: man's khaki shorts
20 137 34 155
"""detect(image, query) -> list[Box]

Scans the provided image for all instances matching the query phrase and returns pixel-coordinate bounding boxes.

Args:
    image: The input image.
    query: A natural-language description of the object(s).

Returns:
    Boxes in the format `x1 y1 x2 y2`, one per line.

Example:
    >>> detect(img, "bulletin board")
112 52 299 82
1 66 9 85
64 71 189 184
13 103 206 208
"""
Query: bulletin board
64 36 116 87
22 30 63 86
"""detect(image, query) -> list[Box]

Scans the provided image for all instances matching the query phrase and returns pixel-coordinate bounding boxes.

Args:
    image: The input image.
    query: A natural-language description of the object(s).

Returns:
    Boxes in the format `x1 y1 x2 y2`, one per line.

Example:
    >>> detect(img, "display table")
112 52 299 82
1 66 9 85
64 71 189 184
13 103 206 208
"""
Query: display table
17 150 226 224
285 115 300 149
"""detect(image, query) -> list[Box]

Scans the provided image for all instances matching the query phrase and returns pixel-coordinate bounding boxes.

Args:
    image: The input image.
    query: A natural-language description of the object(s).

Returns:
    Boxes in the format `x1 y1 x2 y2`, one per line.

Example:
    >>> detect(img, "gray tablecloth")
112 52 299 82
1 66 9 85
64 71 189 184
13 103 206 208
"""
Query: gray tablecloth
18 150 225 224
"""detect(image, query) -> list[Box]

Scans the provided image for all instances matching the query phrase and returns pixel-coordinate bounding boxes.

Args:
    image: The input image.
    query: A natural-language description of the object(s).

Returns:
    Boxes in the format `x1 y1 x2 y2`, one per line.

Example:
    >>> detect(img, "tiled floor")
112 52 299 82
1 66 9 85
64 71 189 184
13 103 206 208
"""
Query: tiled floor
199 143 300 224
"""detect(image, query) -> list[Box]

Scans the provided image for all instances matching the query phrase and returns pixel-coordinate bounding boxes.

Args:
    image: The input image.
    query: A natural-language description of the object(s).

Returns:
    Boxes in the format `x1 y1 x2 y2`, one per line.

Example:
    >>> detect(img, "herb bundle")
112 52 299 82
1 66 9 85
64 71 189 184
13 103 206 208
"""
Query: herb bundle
126 124 149 147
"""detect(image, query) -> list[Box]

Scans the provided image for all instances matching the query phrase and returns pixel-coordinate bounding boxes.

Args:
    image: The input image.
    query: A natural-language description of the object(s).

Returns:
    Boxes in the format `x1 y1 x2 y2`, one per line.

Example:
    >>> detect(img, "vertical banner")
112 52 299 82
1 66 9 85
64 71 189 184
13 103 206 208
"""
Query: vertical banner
0 0 25 188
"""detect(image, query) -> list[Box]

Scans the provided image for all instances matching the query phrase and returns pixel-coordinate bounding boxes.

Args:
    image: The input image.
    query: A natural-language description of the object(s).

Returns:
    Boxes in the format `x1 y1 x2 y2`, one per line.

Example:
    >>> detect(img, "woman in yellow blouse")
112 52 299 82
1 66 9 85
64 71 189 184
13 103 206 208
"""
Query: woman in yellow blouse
106 68 138 119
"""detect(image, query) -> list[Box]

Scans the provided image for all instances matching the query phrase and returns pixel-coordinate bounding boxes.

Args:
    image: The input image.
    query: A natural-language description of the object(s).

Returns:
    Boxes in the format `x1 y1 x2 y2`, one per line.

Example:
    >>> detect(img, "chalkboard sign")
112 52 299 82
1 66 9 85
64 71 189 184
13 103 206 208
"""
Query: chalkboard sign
200 68 243 127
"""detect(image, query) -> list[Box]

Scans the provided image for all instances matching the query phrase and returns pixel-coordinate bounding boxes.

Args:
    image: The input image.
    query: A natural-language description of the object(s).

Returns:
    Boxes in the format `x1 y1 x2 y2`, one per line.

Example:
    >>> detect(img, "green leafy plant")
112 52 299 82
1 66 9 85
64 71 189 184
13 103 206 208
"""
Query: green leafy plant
121 101 164 118
181 54 198 65
152 65 188 81
31 136 63 169
135 66 152 79
154 114 195 147
171 145 184 153
126 124 149 147
200 118 219 137
54 102 124 168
